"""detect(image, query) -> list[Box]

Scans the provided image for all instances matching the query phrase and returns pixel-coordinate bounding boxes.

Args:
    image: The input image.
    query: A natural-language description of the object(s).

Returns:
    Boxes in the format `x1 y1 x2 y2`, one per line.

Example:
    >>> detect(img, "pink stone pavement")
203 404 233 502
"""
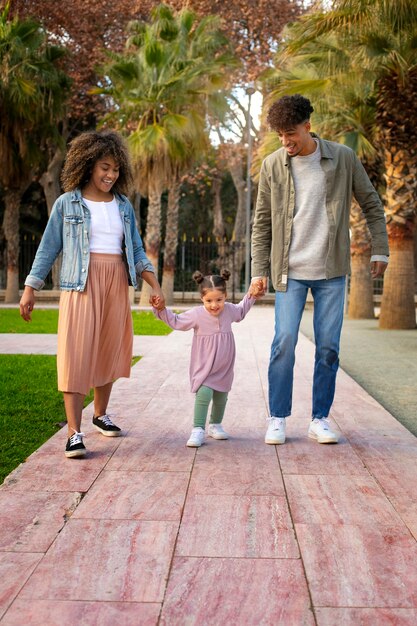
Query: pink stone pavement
1 304 417 625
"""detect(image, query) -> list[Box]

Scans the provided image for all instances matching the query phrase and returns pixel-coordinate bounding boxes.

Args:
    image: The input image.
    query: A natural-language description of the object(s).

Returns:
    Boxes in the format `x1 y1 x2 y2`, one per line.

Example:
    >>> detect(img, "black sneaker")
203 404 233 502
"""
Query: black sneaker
92 414 122 437
65 432 86 458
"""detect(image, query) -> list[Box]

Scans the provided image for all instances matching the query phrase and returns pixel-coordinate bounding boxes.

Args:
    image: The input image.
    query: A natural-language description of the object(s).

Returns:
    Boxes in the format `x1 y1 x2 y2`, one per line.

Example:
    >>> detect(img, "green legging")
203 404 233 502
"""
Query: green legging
194 385 228 429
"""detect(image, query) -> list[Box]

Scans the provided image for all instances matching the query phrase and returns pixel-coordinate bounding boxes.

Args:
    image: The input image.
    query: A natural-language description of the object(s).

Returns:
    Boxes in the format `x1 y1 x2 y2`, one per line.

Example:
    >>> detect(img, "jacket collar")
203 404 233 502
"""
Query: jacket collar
70 188 125 204
314 134 333 159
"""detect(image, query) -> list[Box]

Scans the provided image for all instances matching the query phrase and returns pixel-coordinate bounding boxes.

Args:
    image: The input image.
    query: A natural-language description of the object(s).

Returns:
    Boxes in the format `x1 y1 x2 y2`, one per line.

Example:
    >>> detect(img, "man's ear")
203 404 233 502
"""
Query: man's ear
305 120 311 133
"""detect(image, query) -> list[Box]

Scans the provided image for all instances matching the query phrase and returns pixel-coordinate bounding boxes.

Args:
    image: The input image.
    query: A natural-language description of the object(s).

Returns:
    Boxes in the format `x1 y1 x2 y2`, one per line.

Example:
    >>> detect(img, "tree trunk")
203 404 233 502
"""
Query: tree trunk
228 149 246 290
379 235 416 329
3 189 23 303
212 176 228 268
162 180 181 305
139 187 161 306
39 146 64 215
377 139 416 328
39 146 65 289
348 252 374 319
414 226 417 294
348 199 374 319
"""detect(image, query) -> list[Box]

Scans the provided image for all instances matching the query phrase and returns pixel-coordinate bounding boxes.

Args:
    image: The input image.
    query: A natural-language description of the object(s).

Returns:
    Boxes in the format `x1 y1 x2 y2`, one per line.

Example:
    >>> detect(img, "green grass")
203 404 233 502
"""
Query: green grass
0 307 170 483
0 308 171 335
0 309 60 333
0 354 142 484
131 310 171 335
0 355 93 484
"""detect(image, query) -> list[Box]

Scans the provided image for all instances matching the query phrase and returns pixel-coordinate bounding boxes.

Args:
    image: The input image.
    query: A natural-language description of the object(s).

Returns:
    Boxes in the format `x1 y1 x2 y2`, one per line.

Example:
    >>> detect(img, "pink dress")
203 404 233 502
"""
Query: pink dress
153 294 255 393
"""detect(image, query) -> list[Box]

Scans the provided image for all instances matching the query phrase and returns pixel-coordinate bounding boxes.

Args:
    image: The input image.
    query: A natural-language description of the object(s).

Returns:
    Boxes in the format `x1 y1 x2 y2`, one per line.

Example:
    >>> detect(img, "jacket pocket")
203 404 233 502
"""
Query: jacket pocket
64 215 84 238
271 182 285 213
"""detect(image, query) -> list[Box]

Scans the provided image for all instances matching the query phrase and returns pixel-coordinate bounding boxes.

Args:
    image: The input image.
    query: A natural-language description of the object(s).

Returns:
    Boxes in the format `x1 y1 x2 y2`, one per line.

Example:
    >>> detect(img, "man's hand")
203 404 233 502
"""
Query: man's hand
370 261 388 279
249 280 264 299
250 277 267 298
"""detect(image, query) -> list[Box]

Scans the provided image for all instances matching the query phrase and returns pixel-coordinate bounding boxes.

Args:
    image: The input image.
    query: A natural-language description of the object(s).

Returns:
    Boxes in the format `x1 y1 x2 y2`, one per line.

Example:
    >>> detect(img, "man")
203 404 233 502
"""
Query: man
251 94 388 445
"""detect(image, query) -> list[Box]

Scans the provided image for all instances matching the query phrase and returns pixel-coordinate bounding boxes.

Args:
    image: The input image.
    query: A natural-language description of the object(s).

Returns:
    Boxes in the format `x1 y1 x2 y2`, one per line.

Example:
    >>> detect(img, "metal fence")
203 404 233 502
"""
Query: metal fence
16 233 388 297
17 234 248 293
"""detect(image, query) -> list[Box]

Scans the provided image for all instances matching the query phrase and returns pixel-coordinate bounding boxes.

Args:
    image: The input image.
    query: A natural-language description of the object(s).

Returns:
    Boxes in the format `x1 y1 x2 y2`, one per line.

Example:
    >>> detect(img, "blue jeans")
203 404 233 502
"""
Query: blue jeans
268 276 345 419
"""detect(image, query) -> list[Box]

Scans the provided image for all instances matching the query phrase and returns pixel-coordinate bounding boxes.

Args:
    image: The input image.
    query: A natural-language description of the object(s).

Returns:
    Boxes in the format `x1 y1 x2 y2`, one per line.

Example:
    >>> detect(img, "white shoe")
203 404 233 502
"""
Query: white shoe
187 427 205 447
208 423 229 440
308 418 338 443
265 417 286 445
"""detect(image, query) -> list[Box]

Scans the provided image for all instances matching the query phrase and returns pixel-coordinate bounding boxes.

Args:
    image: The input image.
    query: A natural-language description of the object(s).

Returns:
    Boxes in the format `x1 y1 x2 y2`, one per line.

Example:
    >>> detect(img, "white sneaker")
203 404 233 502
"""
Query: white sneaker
186 427 205 447
208 423 229 440
308 418 339 444
265 417 286 445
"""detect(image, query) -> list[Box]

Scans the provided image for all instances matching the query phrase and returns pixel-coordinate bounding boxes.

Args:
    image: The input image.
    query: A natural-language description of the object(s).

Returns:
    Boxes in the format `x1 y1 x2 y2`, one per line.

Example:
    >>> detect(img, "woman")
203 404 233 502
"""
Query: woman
20 130 164 458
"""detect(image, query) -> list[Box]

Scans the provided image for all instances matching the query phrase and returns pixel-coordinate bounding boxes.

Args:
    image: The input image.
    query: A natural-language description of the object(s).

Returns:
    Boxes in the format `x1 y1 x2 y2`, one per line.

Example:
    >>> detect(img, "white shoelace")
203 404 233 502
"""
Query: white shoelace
69 431 85 445
98 414 115 426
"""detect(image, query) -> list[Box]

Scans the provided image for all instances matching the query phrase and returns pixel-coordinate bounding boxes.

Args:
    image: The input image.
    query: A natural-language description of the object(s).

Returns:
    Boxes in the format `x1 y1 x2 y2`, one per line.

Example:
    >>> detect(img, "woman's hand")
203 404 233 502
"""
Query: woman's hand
19 286 35 322
150 287 166 311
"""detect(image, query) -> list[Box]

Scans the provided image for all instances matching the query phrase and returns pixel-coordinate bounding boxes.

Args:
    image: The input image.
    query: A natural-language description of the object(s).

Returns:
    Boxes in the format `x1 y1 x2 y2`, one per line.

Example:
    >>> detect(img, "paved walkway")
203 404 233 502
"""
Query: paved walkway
1 305 417 625
300 309 417 437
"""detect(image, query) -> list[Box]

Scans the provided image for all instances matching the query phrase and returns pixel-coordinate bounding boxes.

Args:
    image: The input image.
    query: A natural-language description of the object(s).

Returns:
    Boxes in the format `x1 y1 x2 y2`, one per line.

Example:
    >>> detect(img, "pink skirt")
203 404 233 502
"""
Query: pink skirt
57 253 133 395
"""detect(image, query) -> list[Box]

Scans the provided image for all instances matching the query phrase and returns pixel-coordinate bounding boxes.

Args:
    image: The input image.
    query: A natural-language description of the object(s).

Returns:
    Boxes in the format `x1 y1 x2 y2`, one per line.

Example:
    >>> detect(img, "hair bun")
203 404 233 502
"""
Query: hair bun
220 269 230 281
192 271 204 284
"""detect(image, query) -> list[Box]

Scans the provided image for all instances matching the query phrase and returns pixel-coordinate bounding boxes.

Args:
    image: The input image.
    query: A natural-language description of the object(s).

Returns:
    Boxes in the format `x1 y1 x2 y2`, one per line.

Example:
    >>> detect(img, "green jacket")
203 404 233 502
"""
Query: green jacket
251 135 389 291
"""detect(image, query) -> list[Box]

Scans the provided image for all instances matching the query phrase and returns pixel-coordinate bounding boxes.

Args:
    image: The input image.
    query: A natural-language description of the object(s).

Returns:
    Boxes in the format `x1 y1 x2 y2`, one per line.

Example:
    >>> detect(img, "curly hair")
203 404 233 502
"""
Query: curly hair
61 130 133 194
192 269 231 296
267 95 314 132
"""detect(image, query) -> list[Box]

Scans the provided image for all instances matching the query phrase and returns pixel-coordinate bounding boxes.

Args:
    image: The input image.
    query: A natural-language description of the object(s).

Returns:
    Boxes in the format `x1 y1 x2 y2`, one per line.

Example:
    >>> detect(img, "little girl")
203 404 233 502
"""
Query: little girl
153 270 263 447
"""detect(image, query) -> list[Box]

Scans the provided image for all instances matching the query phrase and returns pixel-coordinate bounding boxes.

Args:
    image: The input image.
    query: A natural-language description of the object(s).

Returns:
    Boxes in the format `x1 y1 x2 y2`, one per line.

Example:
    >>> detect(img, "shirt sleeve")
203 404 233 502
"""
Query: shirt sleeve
128 204 155 275
251 159 272 278
370 254 389 263
24 197 64 290
352 153 389 257
152 306 197 331
228 293 256 323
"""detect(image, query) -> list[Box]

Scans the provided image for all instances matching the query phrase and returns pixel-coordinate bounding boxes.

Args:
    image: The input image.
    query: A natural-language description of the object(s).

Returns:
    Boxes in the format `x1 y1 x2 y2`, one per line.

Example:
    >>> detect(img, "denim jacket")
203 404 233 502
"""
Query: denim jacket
25 189 154 291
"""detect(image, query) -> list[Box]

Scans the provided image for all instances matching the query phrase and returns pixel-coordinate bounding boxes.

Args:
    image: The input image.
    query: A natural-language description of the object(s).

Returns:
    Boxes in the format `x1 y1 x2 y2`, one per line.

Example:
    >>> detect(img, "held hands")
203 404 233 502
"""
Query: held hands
150 288 166 311
249 277 267 299
19 287 35 322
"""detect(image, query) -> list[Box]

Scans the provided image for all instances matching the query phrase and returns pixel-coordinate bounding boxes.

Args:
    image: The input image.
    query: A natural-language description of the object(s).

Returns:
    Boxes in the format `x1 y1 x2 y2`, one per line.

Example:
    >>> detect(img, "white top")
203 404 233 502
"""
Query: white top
288 140 328 280
82 197 124 254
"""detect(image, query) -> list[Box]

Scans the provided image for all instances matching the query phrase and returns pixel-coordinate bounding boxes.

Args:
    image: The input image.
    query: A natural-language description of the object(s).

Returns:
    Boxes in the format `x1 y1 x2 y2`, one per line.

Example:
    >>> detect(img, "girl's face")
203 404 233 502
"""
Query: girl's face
201 289 227 316
84 155 120 200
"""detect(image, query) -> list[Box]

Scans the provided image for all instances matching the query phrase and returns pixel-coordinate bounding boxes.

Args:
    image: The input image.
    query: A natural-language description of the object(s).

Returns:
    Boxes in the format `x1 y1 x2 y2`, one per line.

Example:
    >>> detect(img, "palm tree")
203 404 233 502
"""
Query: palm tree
97 4 236 304
278 0 417 328
0 1 69 302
